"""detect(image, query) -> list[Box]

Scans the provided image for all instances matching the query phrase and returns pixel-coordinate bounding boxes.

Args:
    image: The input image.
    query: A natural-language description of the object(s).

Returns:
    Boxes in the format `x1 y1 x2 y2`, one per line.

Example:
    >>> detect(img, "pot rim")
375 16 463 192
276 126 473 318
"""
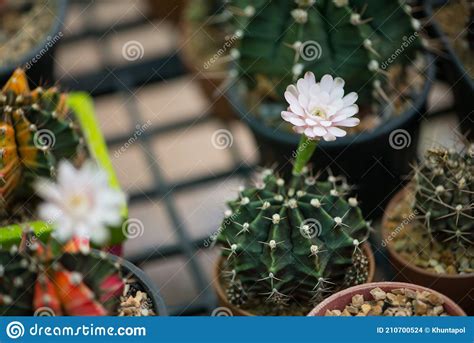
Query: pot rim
213 242 375 316
104 250 168 316
0 0 68 76
307 281 467 316
382 186 474 280
227 52 435 149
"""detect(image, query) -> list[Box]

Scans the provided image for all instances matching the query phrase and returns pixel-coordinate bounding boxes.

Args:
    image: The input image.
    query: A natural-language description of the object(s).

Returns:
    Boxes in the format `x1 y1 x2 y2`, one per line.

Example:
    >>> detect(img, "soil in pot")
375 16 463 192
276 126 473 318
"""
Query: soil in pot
308 282 466 316
180 0 235 120
433 0 473 79
115 255 166 316
425 0 473 140
214 243 375 316
147 0 186 24
382 186 474 314
0 0 64 86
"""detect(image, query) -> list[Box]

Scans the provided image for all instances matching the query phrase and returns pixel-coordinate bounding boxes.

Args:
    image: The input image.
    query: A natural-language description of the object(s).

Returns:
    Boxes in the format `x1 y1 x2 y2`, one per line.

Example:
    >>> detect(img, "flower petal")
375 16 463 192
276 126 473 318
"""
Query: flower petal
335 117 360 127
304 71 316 85
330 87 344 101
337 104 359 118
304 127 316 138
312 126 327 137
342 92 358 106
297 78 309 95
323 133 337 141
327 127 347 137
320 74 333 92
332 77 345 91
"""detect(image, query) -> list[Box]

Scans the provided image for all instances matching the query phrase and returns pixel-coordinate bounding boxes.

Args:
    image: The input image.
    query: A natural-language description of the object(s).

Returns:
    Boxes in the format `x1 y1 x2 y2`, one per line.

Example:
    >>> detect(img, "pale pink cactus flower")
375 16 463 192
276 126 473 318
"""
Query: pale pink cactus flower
281 72 360 141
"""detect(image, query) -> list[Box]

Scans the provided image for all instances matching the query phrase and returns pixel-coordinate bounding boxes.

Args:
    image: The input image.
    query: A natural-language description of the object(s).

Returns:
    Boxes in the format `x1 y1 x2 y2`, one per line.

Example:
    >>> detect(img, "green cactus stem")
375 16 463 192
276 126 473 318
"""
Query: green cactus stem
0 69 82 210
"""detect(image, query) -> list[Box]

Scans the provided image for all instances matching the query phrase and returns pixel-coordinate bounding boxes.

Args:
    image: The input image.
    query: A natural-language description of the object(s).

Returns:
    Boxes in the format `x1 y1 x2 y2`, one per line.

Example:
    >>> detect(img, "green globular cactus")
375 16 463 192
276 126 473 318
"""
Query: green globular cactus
0 232 125 316
225 0 421 109
0 69 82 210
414 144 474 250
217 168 370 314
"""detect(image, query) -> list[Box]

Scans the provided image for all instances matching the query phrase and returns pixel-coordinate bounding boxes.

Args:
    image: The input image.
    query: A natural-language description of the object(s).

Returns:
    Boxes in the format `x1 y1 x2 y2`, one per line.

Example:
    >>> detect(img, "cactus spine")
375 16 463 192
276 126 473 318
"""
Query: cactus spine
414 144 474 249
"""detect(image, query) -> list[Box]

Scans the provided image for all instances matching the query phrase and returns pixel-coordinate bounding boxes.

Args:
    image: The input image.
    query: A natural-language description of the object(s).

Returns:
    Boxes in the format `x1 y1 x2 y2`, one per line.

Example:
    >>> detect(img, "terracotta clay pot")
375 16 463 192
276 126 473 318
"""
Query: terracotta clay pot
147 0 186 23
213 243 375 316
178 1 235 121
307 281 466 316
382 187 474 315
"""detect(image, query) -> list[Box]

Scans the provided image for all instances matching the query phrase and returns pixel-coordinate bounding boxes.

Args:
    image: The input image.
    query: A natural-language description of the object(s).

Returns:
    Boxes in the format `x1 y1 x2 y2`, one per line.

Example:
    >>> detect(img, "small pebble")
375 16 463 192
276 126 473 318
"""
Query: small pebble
325 288 449 317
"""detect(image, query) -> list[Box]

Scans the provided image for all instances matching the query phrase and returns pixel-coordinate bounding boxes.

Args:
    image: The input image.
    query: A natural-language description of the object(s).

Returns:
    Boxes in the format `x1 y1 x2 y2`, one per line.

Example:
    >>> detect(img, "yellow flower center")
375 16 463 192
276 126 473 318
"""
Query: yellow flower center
68 194 90 215
311 107 327 119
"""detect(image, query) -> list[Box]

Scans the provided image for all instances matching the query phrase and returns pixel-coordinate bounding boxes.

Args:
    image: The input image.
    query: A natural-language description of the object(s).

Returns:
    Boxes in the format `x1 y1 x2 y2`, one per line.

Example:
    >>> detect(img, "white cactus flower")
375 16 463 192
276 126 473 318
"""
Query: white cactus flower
281 72 360 141
34 160 126 245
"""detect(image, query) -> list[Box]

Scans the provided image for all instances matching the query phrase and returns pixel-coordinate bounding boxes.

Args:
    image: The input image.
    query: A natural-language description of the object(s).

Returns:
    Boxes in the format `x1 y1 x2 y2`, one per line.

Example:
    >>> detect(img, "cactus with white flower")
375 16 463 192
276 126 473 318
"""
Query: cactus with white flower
223 0 421 115
216 73 371 314
1 159 129 316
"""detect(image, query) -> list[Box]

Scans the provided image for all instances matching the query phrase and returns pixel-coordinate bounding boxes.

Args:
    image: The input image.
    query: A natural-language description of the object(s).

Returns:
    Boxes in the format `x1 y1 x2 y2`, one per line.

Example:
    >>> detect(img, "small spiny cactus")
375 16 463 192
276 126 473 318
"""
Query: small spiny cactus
217 168 370 313
0 69 82 210
223 0 422 109
0 232 125 316
414 143 474 250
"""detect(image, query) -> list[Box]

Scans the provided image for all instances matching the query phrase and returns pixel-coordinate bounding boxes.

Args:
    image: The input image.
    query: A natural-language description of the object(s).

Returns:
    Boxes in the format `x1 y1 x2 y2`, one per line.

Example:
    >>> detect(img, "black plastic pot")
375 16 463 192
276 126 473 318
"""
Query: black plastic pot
0 0 68 87
229 54 435 219
423 0 473 139
107 251 168 316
